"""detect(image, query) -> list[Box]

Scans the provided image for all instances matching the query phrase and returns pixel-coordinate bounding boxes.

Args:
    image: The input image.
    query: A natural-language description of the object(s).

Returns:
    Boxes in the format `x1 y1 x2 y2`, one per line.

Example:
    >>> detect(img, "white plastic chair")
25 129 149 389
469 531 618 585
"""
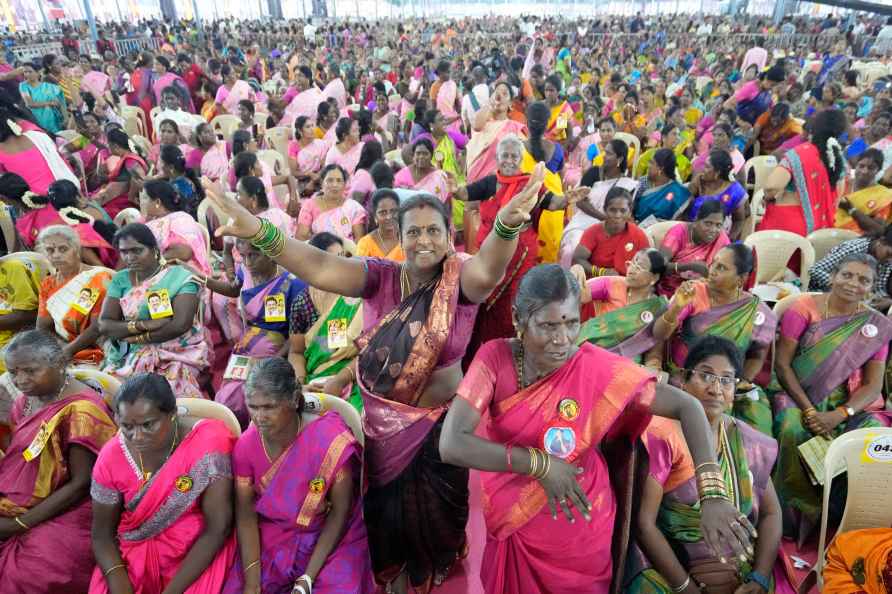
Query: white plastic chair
303 391 364 447
176 397 242 438
257 149 286 176
807 228 860 262
265 126 292 159
70 366 122 409
743 230 815 288
816 427 892 589
742 155 778 194
120 105 147 138
210 114 240 142
644 221 682 248
113 208 142 228
196 198 222 232
613 132 641 175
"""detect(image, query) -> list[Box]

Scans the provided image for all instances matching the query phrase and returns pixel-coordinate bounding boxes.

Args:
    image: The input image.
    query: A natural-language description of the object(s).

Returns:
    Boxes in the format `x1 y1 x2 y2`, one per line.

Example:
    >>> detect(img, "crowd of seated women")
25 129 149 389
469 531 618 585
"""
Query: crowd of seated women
1 13 892 594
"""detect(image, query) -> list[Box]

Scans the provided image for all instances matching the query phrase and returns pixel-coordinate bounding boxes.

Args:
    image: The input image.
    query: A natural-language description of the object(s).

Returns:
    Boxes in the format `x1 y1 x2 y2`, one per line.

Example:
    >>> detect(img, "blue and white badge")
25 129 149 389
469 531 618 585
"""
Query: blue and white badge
862 323 878 338
543 427 576 459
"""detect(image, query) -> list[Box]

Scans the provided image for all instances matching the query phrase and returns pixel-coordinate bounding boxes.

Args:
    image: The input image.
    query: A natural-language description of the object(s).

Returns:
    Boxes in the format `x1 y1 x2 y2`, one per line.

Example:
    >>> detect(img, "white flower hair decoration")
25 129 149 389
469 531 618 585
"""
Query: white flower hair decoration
826 137 842 172
21 191 39 210
59 206 94 226
6 119 22 136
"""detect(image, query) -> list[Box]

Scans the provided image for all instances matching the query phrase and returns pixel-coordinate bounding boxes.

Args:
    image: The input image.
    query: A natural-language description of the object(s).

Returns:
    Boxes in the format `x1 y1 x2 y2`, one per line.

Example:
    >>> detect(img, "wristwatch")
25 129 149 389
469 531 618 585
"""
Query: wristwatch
843 406 856 418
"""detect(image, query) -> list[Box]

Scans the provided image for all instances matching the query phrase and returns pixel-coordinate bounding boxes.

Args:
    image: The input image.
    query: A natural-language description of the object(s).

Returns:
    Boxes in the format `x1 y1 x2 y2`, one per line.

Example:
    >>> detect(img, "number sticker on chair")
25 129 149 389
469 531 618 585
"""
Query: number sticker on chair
863 434 892 463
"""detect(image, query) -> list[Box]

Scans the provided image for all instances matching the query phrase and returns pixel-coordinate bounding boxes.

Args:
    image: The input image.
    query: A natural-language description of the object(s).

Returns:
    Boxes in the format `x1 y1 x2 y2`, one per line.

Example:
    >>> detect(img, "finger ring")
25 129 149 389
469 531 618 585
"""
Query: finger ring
559 498 567 504
731 520 741 529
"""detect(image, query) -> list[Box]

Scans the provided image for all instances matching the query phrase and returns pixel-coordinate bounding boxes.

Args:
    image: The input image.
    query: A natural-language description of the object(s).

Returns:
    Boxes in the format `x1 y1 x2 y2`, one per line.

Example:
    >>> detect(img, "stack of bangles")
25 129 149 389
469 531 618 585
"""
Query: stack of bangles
494 215 522 241
695 462 729 504
526 447 551 480
292 574 313 594
127 320 145 334
250 218 286 258
803 407 817 423
590 265 608 277
131 332 152 344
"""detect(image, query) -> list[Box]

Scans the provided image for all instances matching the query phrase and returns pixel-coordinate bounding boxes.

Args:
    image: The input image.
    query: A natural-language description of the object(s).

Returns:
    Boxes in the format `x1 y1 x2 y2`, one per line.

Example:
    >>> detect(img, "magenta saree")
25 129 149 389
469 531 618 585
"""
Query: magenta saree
356 255 478 591
457 340 655 594
0 390 116 593
222 413 374 593
88 419 237 594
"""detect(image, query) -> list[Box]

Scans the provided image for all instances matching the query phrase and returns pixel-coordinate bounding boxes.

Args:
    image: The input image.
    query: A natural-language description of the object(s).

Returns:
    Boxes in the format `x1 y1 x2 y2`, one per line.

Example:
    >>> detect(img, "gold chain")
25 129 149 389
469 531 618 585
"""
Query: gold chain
138 420 178 482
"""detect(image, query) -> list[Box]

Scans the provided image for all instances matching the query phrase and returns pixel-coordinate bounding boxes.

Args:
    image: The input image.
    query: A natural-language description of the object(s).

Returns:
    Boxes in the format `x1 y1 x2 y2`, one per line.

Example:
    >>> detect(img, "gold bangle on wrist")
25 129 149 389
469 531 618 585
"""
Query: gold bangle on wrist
244 559 261 572
14 516 29 530
127 320 137 334
527 447 539 477
103 563 126 577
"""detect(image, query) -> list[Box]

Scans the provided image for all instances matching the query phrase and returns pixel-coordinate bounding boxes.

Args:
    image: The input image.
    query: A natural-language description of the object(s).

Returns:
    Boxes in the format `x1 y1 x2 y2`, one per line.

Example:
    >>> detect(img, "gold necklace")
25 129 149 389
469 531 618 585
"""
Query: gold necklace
138 420 178 482
513 341 526 388
823 294 864 319
24 373 71 417
400 265 412 300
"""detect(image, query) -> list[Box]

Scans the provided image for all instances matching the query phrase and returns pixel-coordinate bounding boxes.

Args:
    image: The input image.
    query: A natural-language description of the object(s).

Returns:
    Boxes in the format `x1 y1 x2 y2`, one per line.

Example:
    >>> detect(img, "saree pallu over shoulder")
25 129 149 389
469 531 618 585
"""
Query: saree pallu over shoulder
0 391 115 515
793 309 892 406
43 267 113 364
479 344 655 540
0 390 115 594
577 294 667 360
88 419 236 594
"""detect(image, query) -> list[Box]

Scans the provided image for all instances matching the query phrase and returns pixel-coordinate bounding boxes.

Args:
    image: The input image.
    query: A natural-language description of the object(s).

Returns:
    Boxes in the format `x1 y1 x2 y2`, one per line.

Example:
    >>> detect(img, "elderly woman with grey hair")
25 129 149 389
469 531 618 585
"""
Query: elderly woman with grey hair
36 225 113 366
222 357 374 594
451 133 589 365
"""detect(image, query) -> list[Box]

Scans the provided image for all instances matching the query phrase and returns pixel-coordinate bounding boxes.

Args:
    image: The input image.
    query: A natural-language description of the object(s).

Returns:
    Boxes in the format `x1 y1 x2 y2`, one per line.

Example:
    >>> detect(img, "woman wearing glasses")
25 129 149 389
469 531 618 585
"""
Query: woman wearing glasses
628 335 783 594
653 243 776 436
772 253 892 544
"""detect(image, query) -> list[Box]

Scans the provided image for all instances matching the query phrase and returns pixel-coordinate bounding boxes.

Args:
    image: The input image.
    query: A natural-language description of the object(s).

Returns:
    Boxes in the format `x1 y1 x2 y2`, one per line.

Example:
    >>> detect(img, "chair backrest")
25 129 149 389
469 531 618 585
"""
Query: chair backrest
176 397 242 437
132 134 153 158
210 114 241 142
57 129 81 143
70 366 122 408
0 251 53 279
303 392 364 446
816 427 892 589
113 208 142 228
265 126 292 160
743 230 815 287
196 197 221 231
613 132 641 174
0 206 15 254
644 221 681 248
257 149 286 176
772 291 819 319
742 155 778 194
120 105 147 138
806 228 860 262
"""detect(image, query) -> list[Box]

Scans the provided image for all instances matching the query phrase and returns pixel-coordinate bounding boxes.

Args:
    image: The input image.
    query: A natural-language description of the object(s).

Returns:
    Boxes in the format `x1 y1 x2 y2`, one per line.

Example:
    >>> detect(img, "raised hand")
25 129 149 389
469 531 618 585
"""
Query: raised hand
497 162 546 228
202 177 261 239
570 264 592 303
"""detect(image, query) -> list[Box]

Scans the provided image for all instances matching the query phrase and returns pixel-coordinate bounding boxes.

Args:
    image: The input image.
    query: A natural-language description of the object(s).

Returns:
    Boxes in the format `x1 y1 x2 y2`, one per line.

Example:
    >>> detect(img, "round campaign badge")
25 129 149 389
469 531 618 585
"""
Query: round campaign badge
543 426 577 459
754 311 766 326
640 310 654 324
558 398 580 422
175 475 193 493
862 324 878 338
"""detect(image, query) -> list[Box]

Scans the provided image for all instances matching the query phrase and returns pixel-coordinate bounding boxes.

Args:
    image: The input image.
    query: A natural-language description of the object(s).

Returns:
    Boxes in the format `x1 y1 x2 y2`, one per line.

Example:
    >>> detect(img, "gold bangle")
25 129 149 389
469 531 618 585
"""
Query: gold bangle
695 462 721 472
127 320 137 334
661 312 678 326
244 559 261 572
103 563 126 577
539 452 551 479
527 447 539 477
14 516 29 530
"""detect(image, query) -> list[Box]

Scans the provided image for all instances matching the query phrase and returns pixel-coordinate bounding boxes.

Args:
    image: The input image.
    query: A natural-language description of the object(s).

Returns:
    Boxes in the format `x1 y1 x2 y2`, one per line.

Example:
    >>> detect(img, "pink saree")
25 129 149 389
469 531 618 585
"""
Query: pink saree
325 141 364 175
282 87 324 127
0 390 116 593
289 138 327 176
88 419 237 594
435 80 462 134
222 414 374 593
81 71 111 101
16 205 117 266
216 80 254 114
322 78 347 110
657 223 730 297
147 211 211 275
153 72 195 112
189 143 229 182
393 167 450 202
457 340 655 594
466 119 527 183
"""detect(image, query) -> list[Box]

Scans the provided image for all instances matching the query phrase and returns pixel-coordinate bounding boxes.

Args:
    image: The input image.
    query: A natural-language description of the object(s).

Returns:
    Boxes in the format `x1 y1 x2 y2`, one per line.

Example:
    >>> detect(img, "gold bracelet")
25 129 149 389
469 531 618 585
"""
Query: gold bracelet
103 563 126 577
127 320 138 334
527 447 539 477
539 452 551 479
661 311 678 326
244 559 261 572
14 516 29 530
695 461 721 473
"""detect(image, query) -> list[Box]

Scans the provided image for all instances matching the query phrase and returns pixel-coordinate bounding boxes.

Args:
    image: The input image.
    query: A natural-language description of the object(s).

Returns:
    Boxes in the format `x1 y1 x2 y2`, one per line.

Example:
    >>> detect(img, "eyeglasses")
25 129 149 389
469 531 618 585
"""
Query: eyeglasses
687 369 739 389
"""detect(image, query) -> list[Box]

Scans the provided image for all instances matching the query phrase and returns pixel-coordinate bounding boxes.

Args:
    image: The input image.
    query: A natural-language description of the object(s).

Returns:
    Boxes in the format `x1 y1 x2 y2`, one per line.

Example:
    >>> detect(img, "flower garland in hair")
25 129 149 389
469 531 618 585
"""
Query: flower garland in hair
6 119 22 137
127 139 138 154
20 191 39 210
59 206 94 226
826 137 842 172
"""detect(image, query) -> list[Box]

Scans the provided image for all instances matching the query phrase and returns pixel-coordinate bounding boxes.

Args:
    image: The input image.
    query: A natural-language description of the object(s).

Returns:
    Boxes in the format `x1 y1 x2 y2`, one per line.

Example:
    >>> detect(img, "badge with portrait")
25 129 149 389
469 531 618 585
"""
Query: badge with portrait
146 289 174 319
264 294 286 323
327 318 349 349
71 287 99 315
223 355 254 381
